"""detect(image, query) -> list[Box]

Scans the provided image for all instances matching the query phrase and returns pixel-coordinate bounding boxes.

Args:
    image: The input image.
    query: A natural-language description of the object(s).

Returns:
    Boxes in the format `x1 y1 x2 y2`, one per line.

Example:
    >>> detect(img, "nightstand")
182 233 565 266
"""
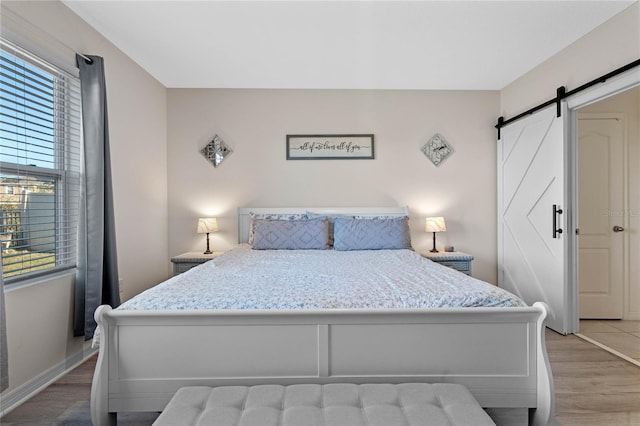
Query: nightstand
170 251 224 276
422 251 474 275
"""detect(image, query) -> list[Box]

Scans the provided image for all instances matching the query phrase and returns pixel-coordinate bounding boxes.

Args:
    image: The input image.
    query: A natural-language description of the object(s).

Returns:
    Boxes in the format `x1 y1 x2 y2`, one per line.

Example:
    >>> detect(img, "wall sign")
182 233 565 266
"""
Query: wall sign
286 134 374 160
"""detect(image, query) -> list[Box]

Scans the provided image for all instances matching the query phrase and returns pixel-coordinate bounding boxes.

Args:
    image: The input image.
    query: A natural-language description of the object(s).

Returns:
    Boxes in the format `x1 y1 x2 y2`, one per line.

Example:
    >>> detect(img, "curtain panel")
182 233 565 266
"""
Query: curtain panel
0 263 8 392
75 55 120 340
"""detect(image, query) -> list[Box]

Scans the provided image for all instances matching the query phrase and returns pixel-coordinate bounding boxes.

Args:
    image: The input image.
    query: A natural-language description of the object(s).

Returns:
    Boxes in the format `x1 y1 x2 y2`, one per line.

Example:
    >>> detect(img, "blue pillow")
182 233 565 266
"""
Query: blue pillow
333 216 412 251
306 212 355 246
252 217 330 250
248 212 308 244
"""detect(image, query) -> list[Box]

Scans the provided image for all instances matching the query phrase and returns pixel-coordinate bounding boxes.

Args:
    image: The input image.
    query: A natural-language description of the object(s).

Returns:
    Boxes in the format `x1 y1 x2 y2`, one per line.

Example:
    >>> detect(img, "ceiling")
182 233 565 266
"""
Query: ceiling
62 0 636 90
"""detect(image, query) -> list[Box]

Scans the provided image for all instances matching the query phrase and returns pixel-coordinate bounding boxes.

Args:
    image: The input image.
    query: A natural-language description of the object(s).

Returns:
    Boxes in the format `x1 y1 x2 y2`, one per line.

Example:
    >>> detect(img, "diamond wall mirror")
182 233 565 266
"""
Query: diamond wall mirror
200 134 232 168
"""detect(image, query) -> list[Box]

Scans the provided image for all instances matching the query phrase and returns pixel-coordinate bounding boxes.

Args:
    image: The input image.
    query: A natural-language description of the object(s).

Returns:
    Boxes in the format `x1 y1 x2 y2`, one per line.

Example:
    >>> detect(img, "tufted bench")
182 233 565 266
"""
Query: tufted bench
152 383 496 426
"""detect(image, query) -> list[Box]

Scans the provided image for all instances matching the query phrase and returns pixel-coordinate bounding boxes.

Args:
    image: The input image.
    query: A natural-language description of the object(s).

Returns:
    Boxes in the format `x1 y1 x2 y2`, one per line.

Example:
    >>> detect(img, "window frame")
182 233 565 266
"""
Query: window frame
0 38 81 284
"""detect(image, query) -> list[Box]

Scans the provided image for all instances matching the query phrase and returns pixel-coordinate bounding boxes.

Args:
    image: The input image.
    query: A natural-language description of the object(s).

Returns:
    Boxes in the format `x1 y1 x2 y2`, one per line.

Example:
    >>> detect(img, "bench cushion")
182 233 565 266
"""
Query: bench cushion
153 383 496 426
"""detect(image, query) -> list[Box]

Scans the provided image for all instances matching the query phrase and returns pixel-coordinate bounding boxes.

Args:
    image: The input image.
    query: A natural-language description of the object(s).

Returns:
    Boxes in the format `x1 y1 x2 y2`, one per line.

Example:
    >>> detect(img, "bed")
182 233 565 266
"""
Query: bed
90 206 554 426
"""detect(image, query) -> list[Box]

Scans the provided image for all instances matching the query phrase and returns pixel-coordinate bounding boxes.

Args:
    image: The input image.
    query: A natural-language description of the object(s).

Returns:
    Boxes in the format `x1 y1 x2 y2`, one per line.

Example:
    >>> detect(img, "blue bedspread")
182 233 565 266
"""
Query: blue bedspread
119 245 525 310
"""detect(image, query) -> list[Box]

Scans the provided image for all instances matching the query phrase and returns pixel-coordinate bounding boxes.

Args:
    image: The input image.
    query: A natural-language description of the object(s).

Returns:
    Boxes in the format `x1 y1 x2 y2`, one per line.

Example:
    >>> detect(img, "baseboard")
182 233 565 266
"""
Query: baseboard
0 346 98 418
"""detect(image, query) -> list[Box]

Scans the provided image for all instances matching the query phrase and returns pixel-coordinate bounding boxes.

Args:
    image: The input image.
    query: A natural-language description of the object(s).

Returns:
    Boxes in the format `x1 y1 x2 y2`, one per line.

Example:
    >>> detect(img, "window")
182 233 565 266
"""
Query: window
0 39 81 282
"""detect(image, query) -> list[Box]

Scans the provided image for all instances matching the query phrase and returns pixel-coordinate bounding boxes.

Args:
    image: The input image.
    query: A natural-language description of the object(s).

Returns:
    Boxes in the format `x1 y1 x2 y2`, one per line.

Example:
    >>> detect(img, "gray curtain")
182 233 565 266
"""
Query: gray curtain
1 261 8 392
74 54 120 340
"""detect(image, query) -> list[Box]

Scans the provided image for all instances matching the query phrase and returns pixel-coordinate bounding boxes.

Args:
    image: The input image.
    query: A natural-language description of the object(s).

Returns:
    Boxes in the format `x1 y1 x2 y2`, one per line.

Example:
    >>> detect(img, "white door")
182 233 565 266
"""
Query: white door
578 114 625 319
498 105 572 334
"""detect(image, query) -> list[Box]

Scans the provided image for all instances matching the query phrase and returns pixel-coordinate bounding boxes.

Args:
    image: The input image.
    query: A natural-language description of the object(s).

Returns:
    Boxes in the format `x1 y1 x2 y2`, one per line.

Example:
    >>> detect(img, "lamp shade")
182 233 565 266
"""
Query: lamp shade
425 216 446 233
197 217 219 234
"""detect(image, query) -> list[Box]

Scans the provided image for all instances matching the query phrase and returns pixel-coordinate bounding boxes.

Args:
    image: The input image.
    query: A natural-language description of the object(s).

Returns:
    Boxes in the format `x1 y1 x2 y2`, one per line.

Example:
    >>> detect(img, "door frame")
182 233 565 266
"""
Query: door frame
567 69 640 328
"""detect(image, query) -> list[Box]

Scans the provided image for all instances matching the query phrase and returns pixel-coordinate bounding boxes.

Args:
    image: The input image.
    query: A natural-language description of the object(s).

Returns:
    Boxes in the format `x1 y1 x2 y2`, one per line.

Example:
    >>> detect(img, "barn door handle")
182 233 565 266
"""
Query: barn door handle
553 204 563 239
613 226 624 232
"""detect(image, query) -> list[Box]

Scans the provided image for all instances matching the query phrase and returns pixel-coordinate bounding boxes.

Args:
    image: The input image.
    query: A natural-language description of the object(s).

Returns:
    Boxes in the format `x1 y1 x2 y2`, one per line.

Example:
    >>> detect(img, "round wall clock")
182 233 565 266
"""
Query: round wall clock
422 133 453 166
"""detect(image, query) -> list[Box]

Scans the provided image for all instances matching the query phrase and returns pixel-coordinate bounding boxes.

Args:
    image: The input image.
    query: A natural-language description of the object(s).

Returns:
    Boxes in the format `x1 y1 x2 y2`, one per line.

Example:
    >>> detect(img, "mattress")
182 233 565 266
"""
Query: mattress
120 245 525 310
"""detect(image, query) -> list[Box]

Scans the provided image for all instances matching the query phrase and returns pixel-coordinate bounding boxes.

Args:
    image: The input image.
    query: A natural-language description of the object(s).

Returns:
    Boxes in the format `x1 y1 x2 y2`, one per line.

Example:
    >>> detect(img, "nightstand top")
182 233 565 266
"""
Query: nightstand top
171 251 225 263
421 251 473 261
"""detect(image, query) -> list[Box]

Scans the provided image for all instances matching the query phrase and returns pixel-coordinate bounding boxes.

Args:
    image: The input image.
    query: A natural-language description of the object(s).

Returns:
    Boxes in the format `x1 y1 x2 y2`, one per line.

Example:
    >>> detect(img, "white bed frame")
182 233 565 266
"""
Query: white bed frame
91 207 554 426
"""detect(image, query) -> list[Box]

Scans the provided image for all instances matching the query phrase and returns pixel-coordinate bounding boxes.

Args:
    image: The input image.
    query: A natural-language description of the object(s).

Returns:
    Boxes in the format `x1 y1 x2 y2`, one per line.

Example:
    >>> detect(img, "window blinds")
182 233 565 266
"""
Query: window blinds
0 38 81 281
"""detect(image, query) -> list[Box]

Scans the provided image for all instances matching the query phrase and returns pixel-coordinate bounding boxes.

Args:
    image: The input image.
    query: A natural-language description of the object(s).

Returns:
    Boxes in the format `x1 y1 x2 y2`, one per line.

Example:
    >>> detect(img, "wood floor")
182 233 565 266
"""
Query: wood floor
546 328 640 426
578 320 640 366
1 329 639 425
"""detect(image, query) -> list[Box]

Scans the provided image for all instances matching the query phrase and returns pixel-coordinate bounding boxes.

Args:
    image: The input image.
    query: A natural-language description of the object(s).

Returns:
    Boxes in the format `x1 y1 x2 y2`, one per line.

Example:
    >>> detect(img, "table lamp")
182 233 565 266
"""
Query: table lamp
425 216 446 253
197 217 218 254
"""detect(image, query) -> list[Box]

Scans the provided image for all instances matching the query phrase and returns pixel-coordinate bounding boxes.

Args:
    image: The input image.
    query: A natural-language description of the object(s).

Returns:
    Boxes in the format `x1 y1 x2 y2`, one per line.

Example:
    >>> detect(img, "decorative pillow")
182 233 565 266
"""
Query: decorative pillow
252 217 330 250
306 212 355 246
354 214 407 219
248 212 308 244
333 216 412 251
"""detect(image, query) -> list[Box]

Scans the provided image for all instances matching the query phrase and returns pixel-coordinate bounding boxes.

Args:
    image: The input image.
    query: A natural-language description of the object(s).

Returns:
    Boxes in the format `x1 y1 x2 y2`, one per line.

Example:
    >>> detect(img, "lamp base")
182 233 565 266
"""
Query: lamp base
430 231 439 253
203 232 212 255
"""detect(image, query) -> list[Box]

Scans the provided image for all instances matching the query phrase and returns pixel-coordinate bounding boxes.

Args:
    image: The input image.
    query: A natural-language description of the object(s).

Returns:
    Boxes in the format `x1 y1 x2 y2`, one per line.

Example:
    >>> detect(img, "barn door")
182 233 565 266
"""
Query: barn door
497 105 573 334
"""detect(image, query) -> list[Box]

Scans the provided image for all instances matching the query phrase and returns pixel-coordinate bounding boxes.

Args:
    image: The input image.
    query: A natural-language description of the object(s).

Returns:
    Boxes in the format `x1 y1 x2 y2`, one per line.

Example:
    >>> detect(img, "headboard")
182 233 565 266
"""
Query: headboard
237 206 409 244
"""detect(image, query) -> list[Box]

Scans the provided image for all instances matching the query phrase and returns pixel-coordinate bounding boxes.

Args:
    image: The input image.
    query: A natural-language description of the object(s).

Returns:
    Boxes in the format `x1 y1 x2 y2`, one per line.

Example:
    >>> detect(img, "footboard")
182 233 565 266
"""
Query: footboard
91 302 553 426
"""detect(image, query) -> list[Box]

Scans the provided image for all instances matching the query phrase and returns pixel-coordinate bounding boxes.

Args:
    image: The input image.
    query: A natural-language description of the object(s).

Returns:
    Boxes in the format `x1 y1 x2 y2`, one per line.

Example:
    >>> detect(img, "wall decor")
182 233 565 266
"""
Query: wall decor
422 133 453 166
286 134 374 160
200 134 232 168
